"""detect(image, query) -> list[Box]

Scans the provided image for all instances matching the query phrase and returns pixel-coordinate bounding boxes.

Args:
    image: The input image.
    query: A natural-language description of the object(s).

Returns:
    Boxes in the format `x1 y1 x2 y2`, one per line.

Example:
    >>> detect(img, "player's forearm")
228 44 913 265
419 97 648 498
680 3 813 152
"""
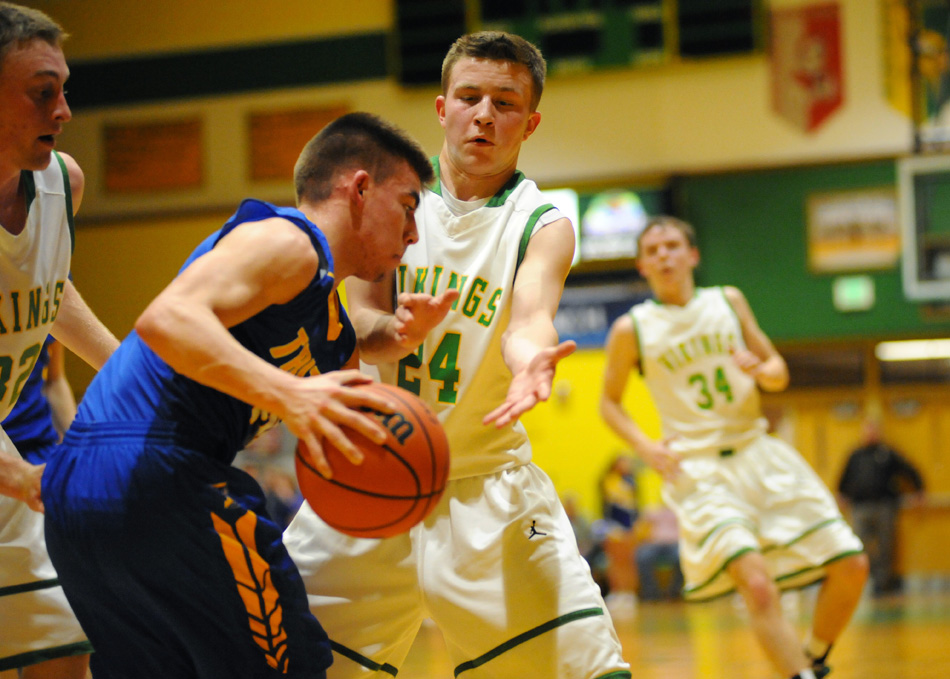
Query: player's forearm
353 308 416 365
752 355 789 392
52 281 119 370
600 396 653 454
44 376 77 436
500 317 558 376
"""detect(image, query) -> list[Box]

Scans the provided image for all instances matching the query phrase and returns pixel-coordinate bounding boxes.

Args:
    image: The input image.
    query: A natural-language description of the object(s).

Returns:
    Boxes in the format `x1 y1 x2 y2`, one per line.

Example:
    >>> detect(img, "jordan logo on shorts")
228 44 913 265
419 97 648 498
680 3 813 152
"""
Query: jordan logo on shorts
528 520 547 539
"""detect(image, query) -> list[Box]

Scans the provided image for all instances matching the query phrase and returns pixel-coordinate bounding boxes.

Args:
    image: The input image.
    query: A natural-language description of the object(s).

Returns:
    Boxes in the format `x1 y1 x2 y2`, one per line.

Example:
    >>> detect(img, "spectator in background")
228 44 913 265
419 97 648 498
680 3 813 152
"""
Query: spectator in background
235 425 304 528
598 453 640 618
562 491 608 595
562 491 596 561
635 505 683 601
263 466 303 529
601 453 640 530
838 419 925 595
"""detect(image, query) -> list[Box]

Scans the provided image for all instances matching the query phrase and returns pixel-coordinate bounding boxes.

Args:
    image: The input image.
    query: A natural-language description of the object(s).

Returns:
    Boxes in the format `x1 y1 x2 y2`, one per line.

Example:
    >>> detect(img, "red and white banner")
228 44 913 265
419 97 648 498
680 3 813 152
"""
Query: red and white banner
771 3 844 133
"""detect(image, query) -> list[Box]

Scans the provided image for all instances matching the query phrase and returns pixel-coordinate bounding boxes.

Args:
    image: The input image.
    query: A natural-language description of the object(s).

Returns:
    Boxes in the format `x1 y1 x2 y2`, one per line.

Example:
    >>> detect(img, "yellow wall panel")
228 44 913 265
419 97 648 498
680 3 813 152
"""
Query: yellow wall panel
29 0 391 59
523 348 663 519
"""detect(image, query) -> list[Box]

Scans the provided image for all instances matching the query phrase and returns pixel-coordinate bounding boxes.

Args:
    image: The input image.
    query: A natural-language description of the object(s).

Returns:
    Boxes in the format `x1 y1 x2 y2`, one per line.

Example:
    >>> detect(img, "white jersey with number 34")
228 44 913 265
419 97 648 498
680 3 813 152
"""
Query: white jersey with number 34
632 286 768 456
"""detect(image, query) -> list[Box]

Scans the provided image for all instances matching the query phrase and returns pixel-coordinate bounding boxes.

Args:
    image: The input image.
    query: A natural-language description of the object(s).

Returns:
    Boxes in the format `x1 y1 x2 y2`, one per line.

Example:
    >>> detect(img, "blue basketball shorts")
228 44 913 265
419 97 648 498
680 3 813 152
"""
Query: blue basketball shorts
42 421 332 679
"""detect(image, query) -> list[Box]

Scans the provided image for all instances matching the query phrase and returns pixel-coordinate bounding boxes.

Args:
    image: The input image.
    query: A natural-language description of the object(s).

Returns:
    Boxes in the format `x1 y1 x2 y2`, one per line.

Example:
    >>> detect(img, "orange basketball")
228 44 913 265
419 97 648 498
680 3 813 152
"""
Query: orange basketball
295 382 450 538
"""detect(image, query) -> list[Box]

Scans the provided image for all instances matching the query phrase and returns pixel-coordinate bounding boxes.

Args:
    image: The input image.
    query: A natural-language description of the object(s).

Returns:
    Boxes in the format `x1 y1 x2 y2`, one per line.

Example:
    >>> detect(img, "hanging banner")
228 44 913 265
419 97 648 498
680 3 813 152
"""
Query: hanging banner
770 3 844 133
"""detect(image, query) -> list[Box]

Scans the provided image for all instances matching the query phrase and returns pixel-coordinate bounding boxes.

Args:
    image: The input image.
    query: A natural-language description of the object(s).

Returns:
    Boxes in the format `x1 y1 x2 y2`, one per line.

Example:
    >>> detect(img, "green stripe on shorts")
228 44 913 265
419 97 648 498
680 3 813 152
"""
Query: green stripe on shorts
454 607 605 677
330 640 398 676
0 577 60 598
0 640 93 672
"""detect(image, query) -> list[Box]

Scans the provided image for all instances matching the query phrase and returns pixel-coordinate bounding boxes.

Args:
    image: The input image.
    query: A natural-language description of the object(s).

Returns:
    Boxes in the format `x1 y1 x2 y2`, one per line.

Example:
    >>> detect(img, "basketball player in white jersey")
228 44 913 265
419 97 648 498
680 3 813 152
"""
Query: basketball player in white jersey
0 3 119 676
285 31 631 679
600 216 869 679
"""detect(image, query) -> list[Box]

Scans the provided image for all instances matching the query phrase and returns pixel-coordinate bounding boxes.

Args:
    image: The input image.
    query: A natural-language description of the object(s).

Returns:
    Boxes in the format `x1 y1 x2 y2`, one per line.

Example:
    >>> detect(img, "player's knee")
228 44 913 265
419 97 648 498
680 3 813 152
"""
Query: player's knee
731 561 779 613
828 552 870 588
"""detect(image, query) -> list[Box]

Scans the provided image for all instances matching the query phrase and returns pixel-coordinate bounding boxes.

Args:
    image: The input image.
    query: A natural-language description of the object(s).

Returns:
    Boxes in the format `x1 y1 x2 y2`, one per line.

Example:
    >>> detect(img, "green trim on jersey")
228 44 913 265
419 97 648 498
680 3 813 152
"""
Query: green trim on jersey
428 156 528 206
20 170 35 216
53 151 75 253
453 607 606 677
430 156 442 195
629 308 644 376
514 203 556 276
19 154 74 253
486 169 527 206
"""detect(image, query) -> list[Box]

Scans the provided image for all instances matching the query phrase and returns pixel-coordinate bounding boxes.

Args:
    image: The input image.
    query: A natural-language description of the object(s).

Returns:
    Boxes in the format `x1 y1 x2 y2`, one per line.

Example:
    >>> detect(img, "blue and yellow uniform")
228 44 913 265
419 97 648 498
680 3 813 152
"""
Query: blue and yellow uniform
43 200 353 679
2 336 58 463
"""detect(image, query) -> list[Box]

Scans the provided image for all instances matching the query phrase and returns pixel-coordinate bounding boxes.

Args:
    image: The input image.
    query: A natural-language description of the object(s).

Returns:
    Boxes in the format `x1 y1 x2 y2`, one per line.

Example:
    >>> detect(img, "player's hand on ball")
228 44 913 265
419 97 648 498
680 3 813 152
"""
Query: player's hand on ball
283 370 396 479
295 382 450 538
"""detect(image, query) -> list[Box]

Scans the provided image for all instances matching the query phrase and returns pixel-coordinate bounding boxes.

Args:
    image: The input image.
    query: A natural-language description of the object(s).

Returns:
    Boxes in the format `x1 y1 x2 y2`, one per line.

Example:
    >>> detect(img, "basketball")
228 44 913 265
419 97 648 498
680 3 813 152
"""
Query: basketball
294 382 450 538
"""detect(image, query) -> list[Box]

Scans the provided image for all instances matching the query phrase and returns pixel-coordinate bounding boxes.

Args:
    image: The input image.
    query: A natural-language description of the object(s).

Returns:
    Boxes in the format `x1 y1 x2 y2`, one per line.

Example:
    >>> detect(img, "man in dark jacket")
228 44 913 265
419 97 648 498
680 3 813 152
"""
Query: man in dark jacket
838 419 925 595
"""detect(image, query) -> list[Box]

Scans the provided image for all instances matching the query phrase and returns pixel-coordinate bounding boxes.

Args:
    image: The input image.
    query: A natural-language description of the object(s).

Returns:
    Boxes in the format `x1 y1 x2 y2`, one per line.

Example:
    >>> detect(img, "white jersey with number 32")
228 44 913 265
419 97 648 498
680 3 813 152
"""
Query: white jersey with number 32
0 155 71 420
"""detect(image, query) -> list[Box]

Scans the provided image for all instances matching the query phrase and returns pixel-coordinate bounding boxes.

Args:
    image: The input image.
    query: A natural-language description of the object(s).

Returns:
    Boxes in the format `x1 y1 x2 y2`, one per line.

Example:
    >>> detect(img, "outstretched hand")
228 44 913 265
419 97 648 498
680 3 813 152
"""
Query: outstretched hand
483 340 577 428
393 289 460 349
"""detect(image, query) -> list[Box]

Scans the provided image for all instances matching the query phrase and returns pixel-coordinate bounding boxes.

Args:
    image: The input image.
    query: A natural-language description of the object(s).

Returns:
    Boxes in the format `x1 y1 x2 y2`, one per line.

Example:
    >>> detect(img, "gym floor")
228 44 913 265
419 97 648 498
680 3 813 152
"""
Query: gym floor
398 587 950 679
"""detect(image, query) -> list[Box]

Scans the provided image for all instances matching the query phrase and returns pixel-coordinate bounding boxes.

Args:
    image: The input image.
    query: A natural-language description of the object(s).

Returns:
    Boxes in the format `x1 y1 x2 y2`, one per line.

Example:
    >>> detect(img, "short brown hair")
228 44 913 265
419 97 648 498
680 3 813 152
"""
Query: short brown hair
637 216 697 254
441 31 546 111
294 111 433 204
0 2 66 71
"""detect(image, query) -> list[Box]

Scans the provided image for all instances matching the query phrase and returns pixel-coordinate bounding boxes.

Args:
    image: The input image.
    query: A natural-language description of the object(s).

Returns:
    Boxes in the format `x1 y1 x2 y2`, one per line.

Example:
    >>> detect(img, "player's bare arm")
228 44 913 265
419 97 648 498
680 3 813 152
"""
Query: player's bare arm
48 154 118 369
348 276 459 364
61 152 85 212
44 340 77 437
134 218 394 478
600 314 681 481
723 286 789 392
50 279 119 370
484 217 577 427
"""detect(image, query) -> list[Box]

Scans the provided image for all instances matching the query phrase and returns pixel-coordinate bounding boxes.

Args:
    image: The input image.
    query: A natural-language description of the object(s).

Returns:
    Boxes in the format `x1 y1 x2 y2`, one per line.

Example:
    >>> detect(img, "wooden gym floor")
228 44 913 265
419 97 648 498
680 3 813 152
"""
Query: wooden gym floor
398 587 950 679
3 587 946 677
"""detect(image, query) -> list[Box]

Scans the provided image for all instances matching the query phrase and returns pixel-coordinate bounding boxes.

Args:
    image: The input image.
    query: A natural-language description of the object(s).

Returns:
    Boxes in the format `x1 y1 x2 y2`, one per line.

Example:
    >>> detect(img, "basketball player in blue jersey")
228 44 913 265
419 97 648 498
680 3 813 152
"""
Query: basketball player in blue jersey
1 4 119 677
3 336 76 463
600 217 869 679
286 32 631 679
41 112 433 679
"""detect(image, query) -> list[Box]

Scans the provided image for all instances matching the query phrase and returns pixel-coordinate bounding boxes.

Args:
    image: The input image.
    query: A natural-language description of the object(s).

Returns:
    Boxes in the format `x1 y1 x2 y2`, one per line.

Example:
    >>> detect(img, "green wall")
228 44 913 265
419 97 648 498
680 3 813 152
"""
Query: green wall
675 160 950 343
